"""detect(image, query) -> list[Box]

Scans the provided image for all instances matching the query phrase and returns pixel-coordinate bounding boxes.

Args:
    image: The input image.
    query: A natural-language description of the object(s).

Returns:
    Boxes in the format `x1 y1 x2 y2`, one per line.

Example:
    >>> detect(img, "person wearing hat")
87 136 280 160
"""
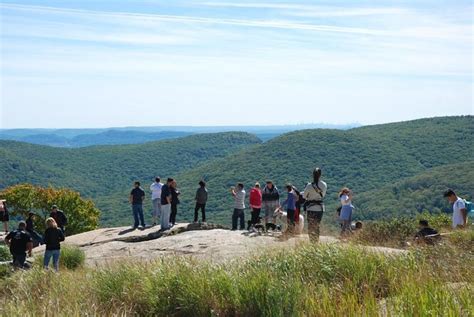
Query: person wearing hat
50 205 68 233
303 168 327 242
5 221 33 268
26 212 43 246
0 199 9 233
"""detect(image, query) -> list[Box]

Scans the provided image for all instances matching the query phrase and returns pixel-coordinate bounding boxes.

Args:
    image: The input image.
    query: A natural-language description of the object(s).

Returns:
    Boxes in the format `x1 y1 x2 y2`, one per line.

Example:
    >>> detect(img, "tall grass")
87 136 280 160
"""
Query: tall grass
1 236 472 317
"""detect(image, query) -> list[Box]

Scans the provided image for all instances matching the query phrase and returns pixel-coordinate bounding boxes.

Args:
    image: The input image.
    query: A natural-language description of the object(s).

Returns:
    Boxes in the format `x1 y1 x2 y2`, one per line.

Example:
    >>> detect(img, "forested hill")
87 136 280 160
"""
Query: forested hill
174 116 473 224
0 132 261 224
0 116 472 226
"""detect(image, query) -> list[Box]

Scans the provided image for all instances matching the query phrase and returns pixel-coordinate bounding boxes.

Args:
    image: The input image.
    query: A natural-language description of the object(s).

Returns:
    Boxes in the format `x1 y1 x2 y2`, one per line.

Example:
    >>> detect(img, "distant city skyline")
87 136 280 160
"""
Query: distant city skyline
1 0 472 128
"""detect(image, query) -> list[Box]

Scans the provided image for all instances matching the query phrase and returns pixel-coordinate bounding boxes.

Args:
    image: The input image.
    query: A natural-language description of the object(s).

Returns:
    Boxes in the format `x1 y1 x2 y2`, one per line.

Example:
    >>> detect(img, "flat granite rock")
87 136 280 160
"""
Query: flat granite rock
28 223 406 267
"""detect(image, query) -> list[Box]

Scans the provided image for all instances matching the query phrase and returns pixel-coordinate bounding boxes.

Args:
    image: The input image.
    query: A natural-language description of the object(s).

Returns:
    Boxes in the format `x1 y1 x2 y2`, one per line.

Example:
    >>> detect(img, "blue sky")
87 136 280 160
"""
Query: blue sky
0 0 472 128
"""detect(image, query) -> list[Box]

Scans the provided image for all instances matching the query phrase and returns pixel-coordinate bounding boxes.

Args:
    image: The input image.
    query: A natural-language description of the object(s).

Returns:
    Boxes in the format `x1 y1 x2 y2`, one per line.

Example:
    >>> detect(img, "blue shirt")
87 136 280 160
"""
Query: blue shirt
282 191 296 210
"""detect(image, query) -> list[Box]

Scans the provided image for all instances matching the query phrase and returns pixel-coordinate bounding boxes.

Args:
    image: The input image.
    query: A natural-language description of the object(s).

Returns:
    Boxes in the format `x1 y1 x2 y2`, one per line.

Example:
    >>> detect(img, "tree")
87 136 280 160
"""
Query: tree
0 184 100 235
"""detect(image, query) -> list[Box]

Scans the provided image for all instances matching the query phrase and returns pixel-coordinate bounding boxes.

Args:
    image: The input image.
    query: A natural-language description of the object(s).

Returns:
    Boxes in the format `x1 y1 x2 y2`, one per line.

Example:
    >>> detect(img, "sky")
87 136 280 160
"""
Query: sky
0 0 472 128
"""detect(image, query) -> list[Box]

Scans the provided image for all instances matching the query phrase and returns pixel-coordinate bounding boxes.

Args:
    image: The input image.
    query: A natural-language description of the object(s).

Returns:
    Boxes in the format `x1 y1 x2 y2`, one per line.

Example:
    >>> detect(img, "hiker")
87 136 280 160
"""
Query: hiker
170 180 180 226
150 177 163 226
194 180 208 223
231 183 246 230
294 187 304 225
414 219 439 245
0 199 9 233
303 168 327 242
280 184 298 234
339 187 354 237
262 181 280 225
50 205 68 233
160 178 173 230
43 217 65 272
5 221 32 268
443 189 467 228
26 212 43 246
129 181 146 229
249 182 262 229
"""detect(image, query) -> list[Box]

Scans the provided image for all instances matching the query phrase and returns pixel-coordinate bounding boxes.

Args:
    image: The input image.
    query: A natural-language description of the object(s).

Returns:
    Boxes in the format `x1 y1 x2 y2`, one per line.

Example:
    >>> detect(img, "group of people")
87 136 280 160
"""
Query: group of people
3 203 67 271
130 177 198 231
230 168 328 241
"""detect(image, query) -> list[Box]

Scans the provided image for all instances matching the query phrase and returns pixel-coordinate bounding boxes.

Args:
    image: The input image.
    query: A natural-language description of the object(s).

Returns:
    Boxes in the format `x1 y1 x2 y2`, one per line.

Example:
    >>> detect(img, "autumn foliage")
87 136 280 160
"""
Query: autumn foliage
0 184 99 235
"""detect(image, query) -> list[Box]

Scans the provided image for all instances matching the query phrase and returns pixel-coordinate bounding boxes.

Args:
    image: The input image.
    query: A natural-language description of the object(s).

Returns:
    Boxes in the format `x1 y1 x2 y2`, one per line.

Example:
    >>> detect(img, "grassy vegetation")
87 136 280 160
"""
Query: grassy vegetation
0 231 472 316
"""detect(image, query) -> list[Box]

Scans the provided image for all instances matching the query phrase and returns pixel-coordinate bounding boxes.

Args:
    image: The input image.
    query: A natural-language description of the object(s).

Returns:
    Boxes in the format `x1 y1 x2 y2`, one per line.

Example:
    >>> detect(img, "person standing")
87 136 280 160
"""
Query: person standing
26 212 43 246
0 199 9 233
249 182 262 227
50 205 68 233
169 180 181 226
281 184 298 234
160 178 173 230
5 221 32 268
261 181 280 226
443 189 467 228
339 187 354 237
150 177 163 226
231 183 246 230
194 181 208 223
303 168 327 242
129 182 146 229
43 217 65 272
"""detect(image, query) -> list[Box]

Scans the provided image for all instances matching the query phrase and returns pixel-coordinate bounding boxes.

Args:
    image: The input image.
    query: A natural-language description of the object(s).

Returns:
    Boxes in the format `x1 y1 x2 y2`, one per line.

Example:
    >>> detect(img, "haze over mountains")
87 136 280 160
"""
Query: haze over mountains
0 116 472 227
0 123 359 147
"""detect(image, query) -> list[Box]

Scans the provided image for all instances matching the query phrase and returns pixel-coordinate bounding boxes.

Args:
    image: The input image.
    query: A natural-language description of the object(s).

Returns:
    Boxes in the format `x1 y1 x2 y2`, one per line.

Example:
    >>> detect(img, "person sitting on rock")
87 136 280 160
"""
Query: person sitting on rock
5 221 33 268
26 212 43 246
414 220 439 245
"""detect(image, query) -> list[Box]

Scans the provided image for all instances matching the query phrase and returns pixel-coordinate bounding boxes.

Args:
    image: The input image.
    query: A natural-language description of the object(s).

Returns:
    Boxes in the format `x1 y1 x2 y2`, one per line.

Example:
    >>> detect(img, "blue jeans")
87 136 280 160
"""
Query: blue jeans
44 249 60 271
132 204 145 228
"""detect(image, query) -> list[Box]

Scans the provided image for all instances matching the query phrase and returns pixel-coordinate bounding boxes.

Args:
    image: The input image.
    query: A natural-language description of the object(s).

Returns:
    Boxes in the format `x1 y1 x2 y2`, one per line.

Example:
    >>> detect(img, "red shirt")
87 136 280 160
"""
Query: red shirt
249 188 262 208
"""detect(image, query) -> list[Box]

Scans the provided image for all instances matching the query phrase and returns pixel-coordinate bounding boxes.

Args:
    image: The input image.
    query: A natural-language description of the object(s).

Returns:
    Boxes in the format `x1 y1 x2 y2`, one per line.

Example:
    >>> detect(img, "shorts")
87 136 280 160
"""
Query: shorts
263 200 280 218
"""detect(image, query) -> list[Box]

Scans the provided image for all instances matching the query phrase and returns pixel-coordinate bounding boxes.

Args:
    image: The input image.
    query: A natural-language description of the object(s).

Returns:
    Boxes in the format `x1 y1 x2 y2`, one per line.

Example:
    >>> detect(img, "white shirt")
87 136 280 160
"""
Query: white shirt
452 197 466 228
340 194 351 206
303 180 327 211
150 182 163 200
234 189 246 209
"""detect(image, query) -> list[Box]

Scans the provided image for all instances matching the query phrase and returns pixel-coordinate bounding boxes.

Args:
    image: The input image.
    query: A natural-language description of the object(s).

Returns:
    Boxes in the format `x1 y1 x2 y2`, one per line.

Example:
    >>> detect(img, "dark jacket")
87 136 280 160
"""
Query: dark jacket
195 187 208 204
44 227 65 250
171 188 180 205
50 210 68 229
262 186 280 202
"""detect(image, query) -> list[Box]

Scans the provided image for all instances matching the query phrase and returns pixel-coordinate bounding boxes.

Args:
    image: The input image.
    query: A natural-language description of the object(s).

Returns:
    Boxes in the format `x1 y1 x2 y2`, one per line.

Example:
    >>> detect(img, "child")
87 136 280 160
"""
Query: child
281 184 297 234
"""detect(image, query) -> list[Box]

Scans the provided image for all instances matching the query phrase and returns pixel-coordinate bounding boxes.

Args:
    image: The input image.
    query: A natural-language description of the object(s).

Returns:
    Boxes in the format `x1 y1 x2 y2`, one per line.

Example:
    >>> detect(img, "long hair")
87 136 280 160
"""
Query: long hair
312 168 322 187
46 217 58 229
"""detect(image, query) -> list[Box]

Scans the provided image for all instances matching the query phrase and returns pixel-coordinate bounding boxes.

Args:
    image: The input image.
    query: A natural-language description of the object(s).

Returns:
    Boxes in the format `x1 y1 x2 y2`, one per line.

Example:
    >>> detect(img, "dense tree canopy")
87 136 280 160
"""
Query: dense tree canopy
0 184 100 235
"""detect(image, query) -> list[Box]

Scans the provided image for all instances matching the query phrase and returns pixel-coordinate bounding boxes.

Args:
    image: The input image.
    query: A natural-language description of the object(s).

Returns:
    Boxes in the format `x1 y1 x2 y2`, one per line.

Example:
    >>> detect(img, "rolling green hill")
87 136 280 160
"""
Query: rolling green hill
0 132 261 225
173 116 473 224
1 116 472 227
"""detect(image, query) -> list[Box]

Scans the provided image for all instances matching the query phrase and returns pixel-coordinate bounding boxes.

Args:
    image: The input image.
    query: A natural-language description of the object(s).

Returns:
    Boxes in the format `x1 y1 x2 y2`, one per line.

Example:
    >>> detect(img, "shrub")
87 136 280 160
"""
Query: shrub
0 184 100 235
0 245 12 261
60 245 86 269
36 245 85 270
